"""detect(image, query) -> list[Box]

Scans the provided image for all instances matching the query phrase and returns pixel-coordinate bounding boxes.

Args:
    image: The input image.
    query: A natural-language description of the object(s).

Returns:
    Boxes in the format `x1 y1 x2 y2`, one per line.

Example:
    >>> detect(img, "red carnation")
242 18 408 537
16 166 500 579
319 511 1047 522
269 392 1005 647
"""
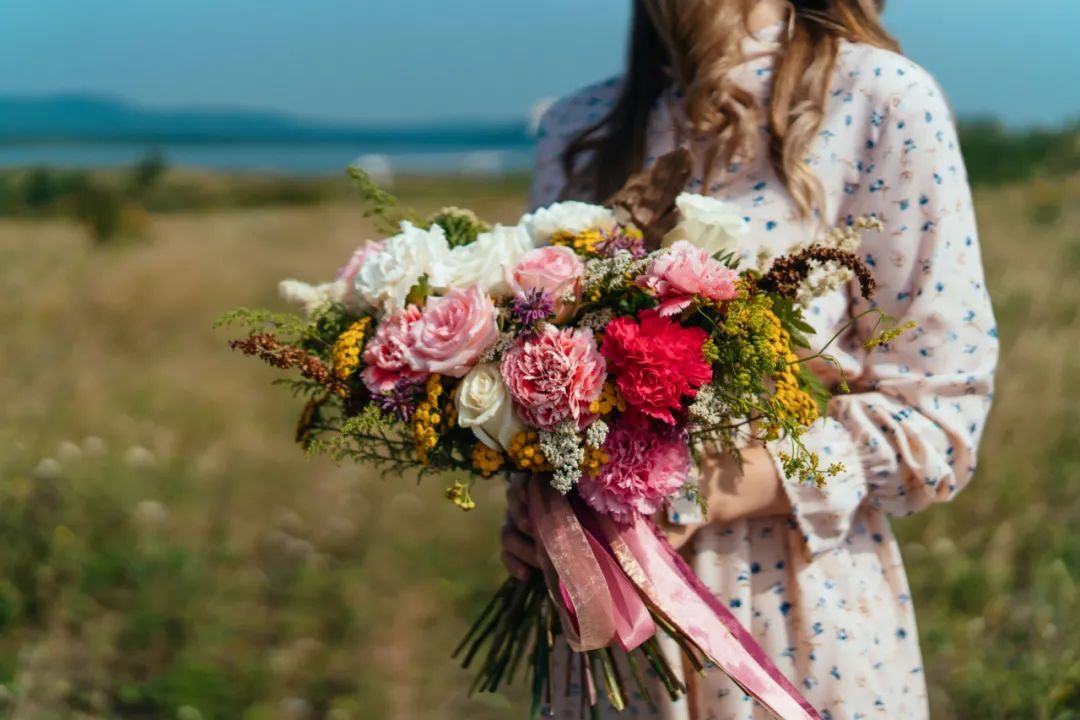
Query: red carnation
600 310 712 425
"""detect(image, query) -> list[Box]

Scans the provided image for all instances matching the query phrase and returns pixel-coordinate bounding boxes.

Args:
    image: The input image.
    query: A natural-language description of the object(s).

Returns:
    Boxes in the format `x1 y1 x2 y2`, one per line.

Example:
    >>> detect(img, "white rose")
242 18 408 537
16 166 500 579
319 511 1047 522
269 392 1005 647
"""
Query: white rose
429 224 534 296
354 221 450 315
278 279 346 316
456 362 524 452
520 201 616 245
664 193 749 255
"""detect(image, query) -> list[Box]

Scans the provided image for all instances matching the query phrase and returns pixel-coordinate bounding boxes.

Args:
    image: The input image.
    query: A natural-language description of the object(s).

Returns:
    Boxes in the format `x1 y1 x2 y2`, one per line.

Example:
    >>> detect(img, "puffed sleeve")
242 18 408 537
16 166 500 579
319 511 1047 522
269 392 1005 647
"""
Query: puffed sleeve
528 77 624 210
529 101 572 210
772 72 999 557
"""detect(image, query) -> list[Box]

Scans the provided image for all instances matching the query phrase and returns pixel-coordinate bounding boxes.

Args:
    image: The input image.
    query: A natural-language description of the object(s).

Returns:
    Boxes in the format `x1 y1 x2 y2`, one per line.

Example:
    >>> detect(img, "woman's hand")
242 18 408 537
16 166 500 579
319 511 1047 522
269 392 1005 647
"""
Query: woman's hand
700 444 791 523
656 445 792 550
501 472 538 581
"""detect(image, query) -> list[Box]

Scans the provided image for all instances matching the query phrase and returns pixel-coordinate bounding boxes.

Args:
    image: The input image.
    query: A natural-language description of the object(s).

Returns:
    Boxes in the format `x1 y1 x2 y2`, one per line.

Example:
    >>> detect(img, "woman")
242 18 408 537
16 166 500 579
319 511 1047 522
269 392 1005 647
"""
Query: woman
502 0 997 718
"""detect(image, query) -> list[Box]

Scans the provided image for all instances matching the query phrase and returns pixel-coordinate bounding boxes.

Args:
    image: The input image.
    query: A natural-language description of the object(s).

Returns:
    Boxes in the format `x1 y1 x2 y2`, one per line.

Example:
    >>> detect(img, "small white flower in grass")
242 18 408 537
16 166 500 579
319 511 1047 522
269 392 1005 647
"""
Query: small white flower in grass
124 446 156 469
82 436 107 457
57 441 82 463
133 499 169 533
664 193 749 255
32 458 62 481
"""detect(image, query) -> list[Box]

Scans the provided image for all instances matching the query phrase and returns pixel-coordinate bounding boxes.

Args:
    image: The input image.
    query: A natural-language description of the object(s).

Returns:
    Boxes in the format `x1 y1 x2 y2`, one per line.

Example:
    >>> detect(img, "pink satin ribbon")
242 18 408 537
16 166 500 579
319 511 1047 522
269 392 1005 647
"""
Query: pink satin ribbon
528 479 821 720
597 513 822 720
527 481 655 653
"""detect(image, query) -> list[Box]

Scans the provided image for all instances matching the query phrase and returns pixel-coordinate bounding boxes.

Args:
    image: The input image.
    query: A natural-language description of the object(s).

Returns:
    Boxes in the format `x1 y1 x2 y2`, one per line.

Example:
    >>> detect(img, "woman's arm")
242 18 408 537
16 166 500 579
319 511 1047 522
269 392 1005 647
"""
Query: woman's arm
764 67 998 558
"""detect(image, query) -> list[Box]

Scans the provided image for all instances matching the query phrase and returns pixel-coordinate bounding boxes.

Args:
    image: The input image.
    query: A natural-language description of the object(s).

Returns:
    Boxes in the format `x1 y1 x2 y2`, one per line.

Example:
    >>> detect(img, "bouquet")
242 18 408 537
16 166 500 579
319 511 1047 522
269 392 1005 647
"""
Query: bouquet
219 150 908 719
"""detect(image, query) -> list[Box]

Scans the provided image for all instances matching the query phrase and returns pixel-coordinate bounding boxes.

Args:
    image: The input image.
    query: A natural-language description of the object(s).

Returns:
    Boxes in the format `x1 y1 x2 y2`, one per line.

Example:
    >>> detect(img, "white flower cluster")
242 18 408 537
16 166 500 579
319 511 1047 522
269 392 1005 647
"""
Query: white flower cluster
818 216 884 253
539 420 585 494
578 308 616 333
795 259 854 308
790 216 885 308
583 418 609 449
582 250 647 298
477 331 515 364
278 279 347 317
687 384 725 429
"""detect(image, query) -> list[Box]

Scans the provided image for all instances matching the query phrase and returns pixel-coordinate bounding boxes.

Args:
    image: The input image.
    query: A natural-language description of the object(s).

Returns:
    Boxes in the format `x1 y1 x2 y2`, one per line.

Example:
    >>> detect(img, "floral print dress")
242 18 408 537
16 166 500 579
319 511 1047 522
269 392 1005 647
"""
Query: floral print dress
529 28 998 720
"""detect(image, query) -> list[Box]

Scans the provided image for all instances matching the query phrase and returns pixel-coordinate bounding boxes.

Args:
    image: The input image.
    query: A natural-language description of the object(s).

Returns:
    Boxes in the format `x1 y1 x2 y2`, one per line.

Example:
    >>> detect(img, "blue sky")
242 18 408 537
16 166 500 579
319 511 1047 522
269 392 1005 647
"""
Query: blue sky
2 0 1077 126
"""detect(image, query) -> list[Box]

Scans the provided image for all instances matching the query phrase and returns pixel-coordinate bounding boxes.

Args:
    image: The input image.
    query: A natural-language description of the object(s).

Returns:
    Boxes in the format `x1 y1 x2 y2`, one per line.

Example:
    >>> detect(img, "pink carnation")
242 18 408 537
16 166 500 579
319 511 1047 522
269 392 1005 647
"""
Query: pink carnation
361 304 425 394
577 413 690 524
407 286 498 378
637 240 739 316
506 246 585 321
501 325 605 431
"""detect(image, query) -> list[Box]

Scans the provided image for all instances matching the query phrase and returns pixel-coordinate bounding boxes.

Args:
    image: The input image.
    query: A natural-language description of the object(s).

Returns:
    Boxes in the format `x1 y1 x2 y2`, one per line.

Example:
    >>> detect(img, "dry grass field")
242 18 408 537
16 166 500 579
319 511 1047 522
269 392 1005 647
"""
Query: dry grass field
0 175 1077 719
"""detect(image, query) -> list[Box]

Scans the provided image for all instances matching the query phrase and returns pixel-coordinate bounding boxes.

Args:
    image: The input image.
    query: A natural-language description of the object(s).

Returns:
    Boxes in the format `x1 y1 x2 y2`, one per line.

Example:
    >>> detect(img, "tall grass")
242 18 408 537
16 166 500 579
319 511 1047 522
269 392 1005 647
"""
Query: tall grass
0 176 1077 719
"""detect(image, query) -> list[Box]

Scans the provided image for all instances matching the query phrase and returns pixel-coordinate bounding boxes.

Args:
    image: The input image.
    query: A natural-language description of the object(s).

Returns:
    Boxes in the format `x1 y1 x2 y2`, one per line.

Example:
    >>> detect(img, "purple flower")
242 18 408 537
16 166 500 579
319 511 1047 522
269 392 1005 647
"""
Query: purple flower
374 378 423 422
510 288 554 334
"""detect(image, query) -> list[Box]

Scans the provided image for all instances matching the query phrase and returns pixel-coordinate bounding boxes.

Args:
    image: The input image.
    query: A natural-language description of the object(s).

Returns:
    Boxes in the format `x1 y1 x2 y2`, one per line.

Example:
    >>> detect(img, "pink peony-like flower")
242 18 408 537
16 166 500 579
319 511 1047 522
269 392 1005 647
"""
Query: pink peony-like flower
577 413 690 524
361 304 426 394
501 325 605 430
407 286 499 378
336 241 384 307
506 246 585 322
637 240 739 317
601 310 712 425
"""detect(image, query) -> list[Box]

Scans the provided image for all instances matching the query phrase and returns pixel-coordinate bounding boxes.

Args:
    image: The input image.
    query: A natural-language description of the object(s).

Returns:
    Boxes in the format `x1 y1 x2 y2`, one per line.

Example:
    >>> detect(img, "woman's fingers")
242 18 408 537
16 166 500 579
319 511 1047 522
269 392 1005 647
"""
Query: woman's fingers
501 522 538 563
505 473 533 535
501 550 532 582
501 473 538 580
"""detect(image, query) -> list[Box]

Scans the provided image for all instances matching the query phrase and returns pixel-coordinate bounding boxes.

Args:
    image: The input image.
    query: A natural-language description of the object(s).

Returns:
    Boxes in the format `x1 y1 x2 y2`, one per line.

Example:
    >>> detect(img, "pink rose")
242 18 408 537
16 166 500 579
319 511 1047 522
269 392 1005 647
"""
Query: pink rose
336 241 384 308
361 304 425 394
500 325 605 430
506 246 585 321
637 240 739 317
407 286 498 378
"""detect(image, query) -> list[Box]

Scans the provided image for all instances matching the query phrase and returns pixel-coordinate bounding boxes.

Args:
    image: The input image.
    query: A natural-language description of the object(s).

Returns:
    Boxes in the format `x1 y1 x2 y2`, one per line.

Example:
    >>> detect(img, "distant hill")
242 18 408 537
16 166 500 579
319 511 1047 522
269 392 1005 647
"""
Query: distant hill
0 94 531 147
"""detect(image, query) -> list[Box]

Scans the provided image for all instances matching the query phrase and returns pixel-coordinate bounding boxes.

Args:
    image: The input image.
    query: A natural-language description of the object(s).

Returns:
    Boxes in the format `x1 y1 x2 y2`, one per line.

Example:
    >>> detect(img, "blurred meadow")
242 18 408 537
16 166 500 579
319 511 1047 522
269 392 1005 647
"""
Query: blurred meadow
1 126 1079 720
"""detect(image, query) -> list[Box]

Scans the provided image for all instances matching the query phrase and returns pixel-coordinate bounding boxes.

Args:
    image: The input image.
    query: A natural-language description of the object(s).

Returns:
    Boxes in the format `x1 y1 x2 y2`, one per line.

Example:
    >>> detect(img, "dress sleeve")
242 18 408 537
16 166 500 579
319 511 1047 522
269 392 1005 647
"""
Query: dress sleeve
527 78 622 210
771 75 999 557
528 101 572 210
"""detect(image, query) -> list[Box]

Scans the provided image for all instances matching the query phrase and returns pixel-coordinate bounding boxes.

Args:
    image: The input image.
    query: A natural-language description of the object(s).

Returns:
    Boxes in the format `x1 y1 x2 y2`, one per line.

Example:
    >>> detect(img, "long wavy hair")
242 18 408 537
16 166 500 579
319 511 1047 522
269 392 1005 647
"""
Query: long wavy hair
561 0 899 218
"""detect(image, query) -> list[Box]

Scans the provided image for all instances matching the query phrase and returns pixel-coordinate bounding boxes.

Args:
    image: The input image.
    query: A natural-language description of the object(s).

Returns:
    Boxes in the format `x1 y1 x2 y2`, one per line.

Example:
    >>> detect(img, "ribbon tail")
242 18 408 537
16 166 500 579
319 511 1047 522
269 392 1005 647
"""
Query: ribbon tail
597 513 822 720
581 530 656 651
527 480 616 652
